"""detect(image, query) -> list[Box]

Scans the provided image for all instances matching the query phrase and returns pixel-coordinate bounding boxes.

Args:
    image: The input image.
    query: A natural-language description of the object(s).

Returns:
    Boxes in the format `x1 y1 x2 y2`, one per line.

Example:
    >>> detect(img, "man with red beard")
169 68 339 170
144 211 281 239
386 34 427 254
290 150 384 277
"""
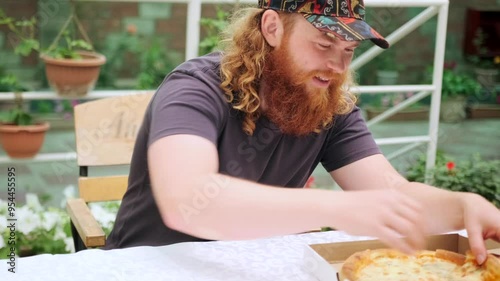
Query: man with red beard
105 0 500 265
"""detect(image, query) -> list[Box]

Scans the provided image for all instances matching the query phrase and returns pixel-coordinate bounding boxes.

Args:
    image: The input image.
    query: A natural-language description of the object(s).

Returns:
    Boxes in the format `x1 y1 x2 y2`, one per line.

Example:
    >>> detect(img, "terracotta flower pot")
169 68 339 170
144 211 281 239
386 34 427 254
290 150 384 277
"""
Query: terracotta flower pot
0 122 50 158
41 51 106 97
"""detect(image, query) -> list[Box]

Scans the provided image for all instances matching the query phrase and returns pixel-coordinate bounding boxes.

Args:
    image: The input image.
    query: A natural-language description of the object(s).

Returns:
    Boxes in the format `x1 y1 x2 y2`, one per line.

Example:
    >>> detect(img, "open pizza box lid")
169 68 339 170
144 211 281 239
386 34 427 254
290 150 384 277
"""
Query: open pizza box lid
303 233 500 281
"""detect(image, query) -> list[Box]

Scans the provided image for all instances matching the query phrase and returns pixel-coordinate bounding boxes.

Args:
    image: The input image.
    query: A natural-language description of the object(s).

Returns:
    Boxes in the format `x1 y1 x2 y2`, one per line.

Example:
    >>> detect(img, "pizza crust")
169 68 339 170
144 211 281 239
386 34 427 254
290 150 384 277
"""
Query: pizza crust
483 254 500 281
339 248 500 281
340 249 407 281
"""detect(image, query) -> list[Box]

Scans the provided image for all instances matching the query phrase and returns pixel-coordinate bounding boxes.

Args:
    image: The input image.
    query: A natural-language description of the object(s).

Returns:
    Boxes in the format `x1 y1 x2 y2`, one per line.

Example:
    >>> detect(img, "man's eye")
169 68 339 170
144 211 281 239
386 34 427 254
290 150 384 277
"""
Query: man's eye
318 43 331 49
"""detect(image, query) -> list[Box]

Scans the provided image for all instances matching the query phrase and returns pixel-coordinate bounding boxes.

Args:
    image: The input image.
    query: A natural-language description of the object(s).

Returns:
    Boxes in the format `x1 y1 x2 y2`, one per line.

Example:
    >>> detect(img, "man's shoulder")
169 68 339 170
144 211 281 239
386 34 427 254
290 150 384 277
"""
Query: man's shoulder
173 52 222 78
331 106 363 127
153 52 229 112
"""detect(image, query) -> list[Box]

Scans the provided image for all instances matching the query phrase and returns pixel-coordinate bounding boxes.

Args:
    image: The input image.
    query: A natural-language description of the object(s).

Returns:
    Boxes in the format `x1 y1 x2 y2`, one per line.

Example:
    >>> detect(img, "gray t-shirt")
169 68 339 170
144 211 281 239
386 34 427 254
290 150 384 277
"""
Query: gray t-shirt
105 53 381 249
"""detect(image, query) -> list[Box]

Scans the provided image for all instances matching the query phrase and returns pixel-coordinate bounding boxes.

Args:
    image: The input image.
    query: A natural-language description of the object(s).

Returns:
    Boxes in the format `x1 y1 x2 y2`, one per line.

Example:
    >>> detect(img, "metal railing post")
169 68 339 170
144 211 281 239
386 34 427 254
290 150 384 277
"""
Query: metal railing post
425 1 449 182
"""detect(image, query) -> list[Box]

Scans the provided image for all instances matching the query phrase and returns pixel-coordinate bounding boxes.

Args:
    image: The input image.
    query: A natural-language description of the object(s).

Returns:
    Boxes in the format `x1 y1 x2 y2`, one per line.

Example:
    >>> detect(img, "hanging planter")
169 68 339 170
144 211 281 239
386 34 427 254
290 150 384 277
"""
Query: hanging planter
0 122 50 158
41 7 105 97
41 51 105 97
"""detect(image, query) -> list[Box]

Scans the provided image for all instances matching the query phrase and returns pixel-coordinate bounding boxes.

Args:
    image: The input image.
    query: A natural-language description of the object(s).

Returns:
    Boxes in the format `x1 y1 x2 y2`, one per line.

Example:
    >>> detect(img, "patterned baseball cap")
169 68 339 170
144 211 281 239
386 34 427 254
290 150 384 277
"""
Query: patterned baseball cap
258 0 389 49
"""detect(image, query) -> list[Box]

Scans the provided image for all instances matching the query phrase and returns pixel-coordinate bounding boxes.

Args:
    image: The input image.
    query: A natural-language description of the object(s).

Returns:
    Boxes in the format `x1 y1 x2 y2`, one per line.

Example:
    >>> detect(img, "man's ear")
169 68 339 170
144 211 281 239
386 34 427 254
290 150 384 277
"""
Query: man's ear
261 10 284 48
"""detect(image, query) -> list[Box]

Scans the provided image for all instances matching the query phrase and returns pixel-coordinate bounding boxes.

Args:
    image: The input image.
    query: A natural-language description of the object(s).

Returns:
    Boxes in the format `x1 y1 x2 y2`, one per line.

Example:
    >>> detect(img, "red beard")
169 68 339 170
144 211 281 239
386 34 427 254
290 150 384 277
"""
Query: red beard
261 36 347 136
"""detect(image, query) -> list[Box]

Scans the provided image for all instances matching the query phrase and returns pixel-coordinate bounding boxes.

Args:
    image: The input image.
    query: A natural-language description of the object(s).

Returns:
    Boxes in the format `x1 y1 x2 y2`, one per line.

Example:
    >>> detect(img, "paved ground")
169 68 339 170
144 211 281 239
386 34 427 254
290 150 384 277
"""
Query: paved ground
1 116 499 206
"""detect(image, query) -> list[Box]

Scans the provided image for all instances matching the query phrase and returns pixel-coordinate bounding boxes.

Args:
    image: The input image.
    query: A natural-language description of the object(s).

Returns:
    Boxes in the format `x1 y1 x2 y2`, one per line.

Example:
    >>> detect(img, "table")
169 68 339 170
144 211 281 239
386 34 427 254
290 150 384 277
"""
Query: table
0 231 377 281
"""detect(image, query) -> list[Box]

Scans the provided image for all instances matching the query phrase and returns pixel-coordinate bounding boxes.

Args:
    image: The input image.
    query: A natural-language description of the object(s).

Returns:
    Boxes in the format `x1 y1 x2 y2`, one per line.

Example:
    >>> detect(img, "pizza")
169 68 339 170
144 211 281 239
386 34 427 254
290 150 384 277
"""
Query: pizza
339 248 500 281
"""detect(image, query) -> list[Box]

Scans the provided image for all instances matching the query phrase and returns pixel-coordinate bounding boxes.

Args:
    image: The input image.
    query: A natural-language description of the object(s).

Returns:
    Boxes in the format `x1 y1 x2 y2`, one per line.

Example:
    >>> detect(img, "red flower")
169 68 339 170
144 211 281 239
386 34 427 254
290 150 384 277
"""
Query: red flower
443 61 457 70
305 176 315 188
446 161 455 171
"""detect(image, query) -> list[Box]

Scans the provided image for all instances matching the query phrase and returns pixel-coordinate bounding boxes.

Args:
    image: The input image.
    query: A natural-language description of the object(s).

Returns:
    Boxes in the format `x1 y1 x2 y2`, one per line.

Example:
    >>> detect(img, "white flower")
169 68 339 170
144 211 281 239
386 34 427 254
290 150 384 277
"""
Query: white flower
54 228 68 240
0 216 7 231
63 185 76 198
26 193 43 212
0 197 6 214
16 206 41 235
41 211 60 231
0 235 4 249
64 237 75 253
60 185 76 208
89 203 116 230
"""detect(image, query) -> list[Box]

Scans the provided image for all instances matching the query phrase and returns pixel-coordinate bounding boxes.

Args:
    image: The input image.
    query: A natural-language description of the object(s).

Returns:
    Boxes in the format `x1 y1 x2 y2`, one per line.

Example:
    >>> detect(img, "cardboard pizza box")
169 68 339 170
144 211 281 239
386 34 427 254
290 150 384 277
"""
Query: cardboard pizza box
303 233 500 281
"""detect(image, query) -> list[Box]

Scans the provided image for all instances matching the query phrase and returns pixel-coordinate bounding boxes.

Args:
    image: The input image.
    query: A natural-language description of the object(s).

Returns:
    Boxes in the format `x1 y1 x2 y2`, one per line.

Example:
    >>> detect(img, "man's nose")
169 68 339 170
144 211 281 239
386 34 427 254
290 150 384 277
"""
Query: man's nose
325 55 348 73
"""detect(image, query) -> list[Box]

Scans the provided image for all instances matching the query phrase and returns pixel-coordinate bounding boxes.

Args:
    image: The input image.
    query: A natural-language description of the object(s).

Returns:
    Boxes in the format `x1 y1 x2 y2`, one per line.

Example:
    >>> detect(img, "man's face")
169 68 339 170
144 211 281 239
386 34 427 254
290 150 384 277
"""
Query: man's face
261 16 357 136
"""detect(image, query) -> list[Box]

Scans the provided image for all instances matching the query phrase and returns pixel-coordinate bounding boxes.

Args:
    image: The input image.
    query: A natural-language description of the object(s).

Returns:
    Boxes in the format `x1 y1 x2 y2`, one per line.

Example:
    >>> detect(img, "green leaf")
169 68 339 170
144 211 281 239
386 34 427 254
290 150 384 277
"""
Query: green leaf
15 39 40 56
7 107 33 126
70 40 93 51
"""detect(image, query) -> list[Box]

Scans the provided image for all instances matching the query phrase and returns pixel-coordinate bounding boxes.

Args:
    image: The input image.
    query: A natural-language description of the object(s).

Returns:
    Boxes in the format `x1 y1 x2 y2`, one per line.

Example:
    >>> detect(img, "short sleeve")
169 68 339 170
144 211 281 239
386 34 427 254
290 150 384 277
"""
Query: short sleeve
321 107 381 172
148 70 227 147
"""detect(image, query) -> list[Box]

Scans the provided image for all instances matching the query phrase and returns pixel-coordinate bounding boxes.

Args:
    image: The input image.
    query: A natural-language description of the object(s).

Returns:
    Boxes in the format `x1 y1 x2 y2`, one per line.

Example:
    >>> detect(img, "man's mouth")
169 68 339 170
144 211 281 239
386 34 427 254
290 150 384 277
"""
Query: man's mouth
312 76 331 88
315 76 330 82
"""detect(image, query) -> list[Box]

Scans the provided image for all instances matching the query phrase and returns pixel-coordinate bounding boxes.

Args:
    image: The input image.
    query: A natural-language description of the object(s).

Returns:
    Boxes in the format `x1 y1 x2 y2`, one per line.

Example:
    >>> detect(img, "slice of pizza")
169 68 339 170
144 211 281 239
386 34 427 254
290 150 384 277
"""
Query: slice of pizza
339 248 500 281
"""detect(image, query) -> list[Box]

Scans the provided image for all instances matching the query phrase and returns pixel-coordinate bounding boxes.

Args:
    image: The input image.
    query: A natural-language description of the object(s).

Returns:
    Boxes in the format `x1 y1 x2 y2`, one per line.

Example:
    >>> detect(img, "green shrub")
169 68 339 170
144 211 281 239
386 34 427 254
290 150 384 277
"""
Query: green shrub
406 152 500 207
199 7 230 55
441 69 481 99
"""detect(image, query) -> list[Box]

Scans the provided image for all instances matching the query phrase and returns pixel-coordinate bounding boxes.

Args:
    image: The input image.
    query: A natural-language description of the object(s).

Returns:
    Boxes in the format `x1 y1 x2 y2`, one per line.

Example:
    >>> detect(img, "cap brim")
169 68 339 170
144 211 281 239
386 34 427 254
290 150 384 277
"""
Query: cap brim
304 14 389 49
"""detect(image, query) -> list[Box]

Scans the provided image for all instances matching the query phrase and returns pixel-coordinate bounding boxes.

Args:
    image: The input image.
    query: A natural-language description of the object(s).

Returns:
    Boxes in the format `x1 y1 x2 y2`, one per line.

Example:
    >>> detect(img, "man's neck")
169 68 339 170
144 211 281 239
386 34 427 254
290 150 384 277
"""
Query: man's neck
258 78 270 112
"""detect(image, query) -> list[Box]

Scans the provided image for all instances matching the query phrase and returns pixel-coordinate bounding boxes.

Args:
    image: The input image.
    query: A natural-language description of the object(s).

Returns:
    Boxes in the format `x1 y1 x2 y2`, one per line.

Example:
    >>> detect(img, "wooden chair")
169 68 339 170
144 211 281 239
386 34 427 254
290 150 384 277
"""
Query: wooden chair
66 92 153 251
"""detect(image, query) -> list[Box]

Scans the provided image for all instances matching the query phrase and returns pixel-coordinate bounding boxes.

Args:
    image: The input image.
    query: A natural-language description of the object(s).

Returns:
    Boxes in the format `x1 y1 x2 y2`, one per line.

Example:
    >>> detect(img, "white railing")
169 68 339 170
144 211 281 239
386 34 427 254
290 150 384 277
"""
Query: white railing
0 0 448 176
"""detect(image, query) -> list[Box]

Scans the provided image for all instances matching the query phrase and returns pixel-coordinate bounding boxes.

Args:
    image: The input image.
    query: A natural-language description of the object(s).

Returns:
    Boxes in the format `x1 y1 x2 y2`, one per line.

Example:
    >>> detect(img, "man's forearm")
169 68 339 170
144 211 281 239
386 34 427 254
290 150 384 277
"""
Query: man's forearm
399 182 465 234
159 173 341 240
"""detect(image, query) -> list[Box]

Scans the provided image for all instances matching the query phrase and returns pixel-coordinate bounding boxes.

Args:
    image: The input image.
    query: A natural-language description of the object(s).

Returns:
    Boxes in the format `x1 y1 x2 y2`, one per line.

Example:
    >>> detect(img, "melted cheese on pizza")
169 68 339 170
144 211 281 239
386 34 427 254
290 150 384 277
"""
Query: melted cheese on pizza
355 255 483 281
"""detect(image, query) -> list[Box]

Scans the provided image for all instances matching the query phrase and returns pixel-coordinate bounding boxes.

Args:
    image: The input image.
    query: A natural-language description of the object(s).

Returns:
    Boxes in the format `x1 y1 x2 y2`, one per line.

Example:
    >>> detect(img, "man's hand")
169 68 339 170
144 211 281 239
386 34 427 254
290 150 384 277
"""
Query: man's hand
462 193 500 264
331 189 427 255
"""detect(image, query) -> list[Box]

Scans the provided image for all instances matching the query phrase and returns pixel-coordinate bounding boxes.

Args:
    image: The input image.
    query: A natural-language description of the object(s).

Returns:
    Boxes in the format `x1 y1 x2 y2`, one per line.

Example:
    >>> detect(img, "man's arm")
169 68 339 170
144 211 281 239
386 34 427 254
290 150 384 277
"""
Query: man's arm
148 134 425 253
331 154 464 233
148 134 337 240
330 153 500 264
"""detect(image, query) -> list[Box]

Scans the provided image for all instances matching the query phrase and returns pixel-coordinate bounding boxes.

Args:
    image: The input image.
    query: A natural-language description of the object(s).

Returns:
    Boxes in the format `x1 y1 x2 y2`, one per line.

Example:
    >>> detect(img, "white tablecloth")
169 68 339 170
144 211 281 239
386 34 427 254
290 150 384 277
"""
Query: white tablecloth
1 231 377 281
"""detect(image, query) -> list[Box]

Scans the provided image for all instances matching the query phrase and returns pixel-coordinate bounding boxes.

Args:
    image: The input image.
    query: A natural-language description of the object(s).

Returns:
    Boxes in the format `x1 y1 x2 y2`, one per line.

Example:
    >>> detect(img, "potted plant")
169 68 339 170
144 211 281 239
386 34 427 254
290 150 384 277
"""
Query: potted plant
0 11 51 158
464 30 500 119
0 73 50 158
467 29 499 88
440 69 481 123
40 17 106 97
0 8 105 97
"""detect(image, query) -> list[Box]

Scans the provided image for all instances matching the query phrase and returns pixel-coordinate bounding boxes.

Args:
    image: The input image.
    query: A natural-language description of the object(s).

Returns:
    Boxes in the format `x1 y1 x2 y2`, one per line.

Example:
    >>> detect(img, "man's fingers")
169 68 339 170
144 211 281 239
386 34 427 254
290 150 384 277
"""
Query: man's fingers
391 196 426 251
468 227 487 265
378 226 417 255
483 228 500 242
384 212 425 252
